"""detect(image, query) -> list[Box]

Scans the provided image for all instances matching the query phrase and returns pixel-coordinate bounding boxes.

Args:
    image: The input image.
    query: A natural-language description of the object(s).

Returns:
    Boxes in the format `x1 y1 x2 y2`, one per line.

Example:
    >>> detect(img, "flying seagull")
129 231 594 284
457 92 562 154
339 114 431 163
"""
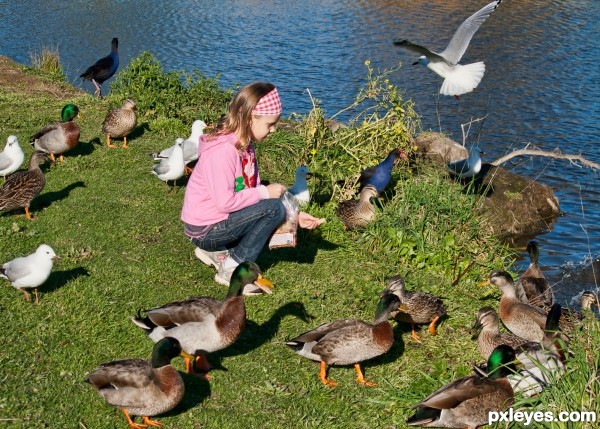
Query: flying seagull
394 0 502 98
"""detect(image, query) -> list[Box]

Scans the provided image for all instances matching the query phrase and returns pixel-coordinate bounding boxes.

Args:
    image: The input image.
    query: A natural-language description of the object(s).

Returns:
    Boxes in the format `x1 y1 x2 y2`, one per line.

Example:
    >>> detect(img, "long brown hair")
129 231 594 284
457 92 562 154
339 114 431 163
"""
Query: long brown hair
208 82 276 150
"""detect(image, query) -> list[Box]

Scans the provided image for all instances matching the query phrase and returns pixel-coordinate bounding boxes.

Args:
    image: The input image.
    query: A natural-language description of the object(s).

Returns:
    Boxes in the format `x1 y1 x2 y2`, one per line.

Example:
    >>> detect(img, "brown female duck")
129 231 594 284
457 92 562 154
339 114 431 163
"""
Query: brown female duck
286 292 400 387
85 337 184 429
383 275 446 340
514 241 554 308
131 262 272 377
336 184 379 230
482 270 547 342
0 151 51 219
30 104 80 162
471 306 530 360
102 98 137 148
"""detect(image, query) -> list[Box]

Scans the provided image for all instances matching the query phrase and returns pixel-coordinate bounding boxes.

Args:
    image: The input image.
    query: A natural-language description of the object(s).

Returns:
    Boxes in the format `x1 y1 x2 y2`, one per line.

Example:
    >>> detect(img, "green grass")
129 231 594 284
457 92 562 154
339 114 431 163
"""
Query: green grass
0 55 598 429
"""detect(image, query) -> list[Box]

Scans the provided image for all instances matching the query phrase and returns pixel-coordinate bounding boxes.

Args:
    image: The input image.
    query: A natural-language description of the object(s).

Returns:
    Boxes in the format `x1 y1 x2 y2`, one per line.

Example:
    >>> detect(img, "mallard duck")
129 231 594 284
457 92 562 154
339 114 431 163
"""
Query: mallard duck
482 270 547 342
102 98 137 148
151 120 207 175
474 305 568 398
383 275 447 341
131 262 273 377
30 104 80 162
0 151 51 219
85 337 184 429
0 244 57 305
285 292 400 387
406 345 515 428
80 37 119 97
0 135 25 179
358 148 408 193
152 138 185 190
581 291 599 311
336 184 379 230
289 165 312 206
514 241 554 308
471 306 530 359
447 143 482 179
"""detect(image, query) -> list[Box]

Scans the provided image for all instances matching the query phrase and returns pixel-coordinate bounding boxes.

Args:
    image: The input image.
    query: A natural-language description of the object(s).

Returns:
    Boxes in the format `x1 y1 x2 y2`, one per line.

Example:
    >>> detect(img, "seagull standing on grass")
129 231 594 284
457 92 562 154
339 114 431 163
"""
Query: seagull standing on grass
394 0 503 98
151 120 207 174
0 135 25 179
447 143 482 178
0 244 58 305
152 138 185 189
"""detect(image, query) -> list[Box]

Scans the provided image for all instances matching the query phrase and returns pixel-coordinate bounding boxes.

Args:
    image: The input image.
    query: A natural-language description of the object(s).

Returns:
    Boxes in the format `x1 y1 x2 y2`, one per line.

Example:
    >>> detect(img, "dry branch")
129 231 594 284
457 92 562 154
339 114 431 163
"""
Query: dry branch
491 148 600 170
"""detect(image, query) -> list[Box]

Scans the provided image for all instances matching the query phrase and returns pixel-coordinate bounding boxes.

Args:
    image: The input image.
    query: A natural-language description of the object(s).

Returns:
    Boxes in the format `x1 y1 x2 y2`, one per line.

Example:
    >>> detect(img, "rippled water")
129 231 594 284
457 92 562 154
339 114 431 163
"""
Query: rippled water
1 0 599 303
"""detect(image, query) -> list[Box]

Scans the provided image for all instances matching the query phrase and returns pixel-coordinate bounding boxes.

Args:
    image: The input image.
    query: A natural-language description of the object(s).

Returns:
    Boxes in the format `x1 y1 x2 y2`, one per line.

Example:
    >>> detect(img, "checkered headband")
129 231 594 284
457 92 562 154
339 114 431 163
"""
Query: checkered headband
252 88 282 116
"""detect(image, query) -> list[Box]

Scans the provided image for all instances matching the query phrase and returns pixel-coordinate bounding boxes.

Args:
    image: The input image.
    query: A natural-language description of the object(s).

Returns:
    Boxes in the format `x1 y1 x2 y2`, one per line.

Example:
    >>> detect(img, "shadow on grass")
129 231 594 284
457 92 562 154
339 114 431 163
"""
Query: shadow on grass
35 180 86 211
207 301 314 370
163 372 211 416
258 230 339 271
44 266 90 294
66 138 101 157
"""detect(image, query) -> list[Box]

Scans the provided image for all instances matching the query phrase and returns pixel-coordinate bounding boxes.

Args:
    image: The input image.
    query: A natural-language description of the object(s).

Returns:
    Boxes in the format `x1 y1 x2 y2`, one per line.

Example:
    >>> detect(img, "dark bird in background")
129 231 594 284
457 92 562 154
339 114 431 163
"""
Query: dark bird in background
358 148 408 194
80 38 119 97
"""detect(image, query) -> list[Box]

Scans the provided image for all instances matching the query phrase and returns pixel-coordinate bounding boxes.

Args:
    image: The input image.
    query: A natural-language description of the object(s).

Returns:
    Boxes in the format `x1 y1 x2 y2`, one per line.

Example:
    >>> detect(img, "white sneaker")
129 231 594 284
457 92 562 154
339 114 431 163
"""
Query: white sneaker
214 264 237 286
194 247 229 270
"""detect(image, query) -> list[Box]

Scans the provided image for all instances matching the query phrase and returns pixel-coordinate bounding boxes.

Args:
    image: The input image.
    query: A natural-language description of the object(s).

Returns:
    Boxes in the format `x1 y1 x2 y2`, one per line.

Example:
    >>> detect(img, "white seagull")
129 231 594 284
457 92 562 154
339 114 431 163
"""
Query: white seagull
0 135 25 179
289 165 311 206
1 244 58 304
151 120 206 174
394 0 503 98
447 143 482 178
152 138 185 189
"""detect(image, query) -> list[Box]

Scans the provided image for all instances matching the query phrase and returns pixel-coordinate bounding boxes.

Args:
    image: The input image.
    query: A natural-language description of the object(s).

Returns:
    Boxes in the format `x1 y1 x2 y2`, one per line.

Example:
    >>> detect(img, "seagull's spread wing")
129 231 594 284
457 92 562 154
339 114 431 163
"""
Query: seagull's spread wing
393 40 446 62
440 0 502 65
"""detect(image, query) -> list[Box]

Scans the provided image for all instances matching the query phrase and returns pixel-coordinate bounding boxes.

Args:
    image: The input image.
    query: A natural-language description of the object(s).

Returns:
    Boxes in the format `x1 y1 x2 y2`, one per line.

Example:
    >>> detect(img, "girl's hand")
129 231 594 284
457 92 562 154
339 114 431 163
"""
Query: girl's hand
266 183 287 198
298 211 326 229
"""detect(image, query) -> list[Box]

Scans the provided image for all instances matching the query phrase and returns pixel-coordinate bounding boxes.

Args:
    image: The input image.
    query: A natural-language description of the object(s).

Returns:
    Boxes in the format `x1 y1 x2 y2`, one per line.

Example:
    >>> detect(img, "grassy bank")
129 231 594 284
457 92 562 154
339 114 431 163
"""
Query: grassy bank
0 53 598 429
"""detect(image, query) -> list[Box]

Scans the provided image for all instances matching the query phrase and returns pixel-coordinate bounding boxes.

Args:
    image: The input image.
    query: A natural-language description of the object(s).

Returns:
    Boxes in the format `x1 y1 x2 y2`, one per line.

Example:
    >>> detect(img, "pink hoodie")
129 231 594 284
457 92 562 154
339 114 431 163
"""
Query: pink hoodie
181 132 269 227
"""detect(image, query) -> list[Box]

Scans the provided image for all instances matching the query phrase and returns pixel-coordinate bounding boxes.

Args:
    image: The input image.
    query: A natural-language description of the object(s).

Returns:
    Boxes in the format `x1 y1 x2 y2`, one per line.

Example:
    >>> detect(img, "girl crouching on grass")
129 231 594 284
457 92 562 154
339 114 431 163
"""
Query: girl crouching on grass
181 81 324 287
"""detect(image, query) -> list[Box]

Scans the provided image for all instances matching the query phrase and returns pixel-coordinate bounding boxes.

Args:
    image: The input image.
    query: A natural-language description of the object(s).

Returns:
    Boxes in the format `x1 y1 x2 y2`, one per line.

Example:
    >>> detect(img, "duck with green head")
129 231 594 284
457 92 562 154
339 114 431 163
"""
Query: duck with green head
407 345 516 428
30 104 80 162
85 336 184 429
286 292 401 387
472 305 568 397
131 261 273 377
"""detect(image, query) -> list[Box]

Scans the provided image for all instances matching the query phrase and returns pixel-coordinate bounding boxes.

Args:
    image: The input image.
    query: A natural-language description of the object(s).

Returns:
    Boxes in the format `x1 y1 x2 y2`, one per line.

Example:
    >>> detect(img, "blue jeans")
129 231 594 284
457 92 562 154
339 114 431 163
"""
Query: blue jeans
191 199 286 263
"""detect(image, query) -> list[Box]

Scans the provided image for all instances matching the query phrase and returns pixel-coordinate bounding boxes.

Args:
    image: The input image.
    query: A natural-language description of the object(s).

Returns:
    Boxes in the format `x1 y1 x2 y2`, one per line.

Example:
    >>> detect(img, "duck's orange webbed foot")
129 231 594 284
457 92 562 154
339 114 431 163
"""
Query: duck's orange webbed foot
354 363 377 387
319 361 337 387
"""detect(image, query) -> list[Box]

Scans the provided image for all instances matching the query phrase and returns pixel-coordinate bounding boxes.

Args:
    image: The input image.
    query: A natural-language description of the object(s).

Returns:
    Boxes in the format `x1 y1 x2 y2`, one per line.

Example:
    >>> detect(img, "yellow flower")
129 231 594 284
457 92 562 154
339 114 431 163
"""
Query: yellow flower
364 60 371 66
310 149 317 155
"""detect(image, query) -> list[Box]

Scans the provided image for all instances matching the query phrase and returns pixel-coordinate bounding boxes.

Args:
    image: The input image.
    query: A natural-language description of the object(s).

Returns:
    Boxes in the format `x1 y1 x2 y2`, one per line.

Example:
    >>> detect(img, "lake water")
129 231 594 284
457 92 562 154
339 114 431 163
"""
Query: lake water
1 0 599 305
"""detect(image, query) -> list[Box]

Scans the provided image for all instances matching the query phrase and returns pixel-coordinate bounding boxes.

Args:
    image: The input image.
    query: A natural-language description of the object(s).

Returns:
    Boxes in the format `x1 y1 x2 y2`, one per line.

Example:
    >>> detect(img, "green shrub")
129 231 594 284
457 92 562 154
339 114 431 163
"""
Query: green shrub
108 51 232 130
